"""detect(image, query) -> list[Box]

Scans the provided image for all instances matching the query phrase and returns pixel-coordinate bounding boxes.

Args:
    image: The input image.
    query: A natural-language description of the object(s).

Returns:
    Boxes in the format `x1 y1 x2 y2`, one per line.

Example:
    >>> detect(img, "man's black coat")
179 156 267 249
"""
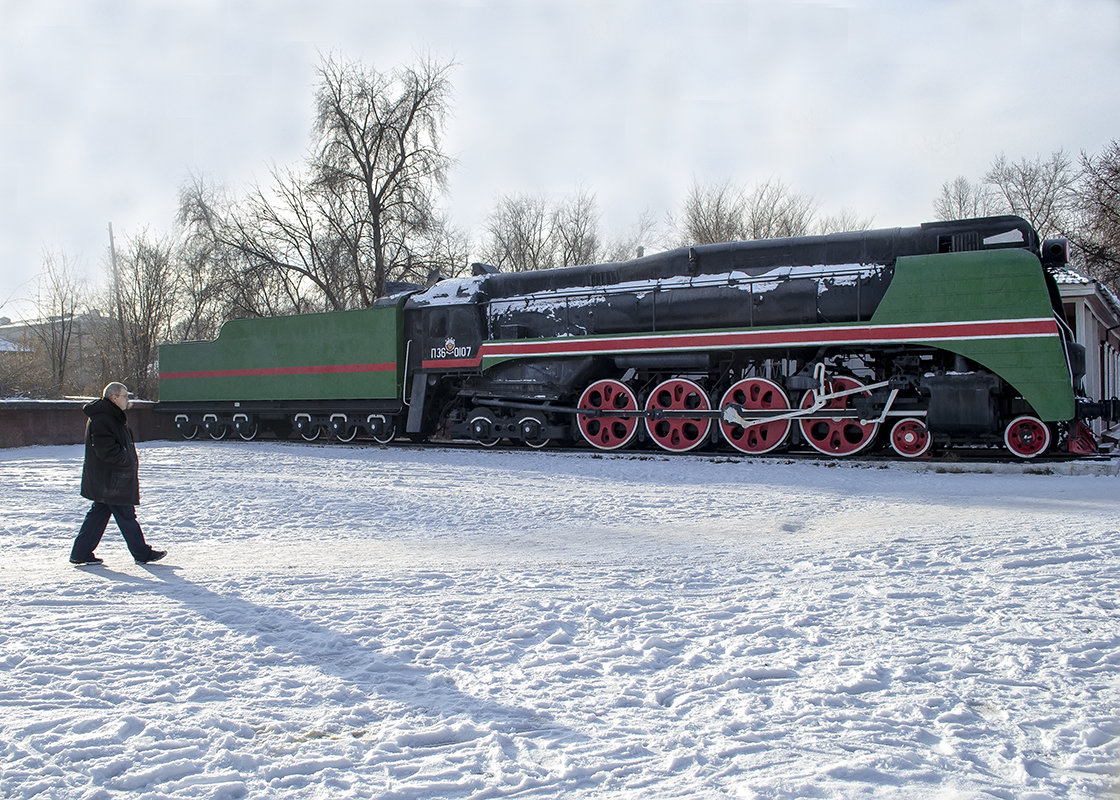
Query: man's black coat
80 398 140 506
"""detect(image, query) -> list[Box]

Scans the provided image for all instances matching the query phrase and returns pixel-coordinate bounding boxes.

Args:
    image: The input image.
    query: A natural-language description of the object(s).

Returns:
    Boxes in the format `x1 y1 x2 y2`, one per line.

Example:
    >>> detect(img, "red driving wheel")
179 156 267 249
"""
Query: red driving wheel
644 378 711 453
719 377 791 454
577 379 639 450
798 376 879 457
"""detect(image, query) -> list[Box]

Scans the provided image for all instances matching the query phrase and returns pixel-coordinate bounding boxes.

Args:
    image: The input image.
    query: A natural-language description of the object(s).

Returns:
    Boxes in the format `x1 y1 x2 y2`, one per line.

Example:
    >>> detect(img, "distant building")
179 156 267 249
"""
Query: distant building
0 317 21 352
1056 268 1120 441
0 311 113 394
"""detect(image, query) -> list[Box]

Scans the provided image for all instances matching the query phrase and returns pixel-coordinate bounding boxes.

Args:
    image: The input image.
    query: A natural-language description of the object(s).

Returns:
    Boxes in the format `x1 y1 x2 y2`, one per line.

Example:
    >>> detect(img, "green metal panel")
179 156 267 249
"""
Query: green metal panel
159 303 404 403
872 250 1056 323
873 250 1074 420
944 337 1075 421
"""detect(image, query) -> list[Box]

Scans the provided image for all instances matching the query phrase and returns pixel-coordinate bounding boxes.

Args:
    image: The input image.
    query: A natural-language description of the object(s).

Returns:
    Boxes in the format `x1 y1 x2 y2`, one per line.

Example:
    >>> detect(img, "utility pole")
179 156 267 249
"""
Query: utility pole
108 222 128 376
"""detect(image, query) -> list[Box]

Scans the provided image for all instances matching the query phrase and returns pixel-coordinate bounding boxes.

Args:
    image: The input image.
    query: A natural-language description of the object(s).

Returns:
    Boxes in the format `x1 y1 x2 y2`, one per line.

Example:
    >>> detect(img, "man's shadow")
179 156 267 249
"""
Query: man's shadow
90 564 576 741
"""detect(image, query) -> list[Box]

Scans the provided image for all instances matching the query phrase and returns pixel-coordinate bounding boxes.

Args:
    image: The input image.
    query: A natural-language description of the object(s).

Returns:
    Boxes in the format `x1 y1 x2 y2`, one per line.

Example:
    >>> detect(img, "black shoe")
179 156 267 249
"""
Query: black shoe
135 550 167 565
70 555 104 566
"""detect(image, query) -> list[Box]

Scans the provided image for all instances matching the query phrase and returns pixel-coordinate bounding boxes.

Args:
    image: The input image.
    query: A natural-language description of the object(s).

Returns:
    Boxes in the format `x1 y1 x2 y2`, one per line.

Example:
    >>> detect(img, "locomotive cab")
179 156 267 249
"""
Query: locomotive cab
406 278 487 371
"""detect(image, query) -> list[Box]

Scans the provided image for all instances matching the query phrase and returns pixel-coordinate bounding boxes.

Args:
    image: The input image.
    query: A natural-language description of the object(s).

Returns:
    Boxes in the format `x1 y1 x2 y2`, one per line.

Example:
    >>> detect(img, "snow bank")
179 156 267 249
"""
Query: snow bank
1 442 1118 798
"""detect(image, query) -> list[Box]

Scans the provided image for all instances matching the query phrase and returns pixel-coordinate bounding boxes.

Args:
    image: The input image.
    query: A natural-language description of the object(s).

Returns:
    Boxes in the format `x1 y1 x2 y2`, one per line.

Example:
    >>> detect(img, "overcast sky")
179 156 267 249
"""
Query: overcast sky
1 0 1117 320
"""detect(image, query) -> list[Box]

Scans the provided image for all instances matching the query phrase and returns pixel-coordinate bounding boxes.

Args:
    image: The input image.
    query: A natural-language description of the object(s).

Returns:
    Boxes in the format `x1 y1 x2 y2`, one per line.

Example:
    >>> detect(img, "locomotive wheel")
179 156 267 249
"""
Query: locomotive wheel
798 376 879 457
468 409 502 447
644 378 711 453
179 423 200 440
236 421 259 441
1004 415 1051 458
371 421 397 445
719 377 791 455
335 426 358 443
517 413 551 449
299 427 322 442
889 417 931 458
577 379 639 450
207 423 229 441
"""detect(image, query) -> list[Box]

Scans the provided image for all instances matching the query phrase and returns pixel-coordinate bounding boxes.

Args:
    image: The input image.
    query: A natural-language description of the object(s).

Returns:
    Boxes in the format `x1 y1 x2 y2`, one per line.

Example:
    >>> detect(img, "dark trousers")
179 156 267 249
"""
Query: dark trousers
72 502 151 561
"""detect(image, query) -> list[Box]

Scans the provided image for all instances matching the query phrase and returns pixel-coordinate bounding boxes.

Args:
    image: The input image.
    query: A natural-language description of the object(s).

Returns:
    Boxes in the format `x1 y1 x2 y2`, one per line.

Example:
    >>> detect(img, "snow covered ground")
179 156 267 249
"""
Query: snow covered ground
2 440 1119 799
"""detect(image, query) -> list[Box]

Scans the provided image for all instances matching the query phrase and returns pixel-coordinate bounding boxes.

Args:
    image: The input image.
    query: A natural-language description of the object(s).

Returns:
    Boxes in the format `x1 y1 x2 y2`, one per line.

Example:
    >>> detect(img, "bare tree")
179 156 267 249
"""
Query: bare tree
552 188 601 268
313 54 454 299
179 170 350 315
983 150 1078 239
815 208 875 234
934 176 996 221
179 55 456 317
479 189 605 271
743 179 817 239
678 180 748 244
173 213 227 342
179 175 328 318
676 179 821 244
481 193 557 271
312 166 377 306
104 230 180 399
405 212 472 284
601 210 662 263
1071 139 1120 288
29 249 86 394
247 166 355 310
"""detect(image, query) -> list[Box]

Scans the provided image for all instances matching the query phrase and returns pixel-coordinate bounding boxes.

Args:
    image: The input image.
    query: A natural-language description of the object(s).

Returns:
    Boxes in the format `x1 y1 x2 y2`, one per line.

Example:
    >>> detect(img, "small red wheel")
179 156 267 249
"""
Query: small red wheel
719 377 791 454
577 379 639 450
889 417 931 458
798 376 879 457
644 378 711 453
1004 415 1051 458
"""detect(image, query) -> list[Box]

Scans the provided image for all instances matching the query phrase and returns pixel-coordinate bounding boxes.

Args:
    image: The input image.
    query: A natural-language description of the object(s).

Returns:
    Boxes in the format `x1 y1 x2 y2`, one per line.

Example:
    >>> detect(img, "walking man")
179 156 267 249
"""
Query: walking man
70 382 166 566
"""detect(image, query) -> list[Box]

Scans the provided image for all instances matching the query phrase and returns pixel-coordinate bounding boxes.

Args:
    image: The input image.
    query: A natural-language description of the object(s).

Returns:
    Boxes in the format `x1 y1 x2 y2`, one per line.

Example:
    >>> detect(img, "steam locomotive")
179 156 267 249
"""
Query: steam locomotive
158 215 1118 459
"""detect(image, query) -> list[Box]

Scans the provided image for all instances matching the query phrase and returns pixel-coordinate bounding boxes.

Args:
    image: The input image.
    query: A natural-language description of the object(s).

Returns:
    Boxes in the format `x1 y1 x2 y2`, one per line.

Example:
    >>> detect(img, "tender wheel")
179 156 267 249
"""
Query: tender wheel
371 420 397 445
178 423 200 440
1004 415 1051 458
206 423 229 441
517 413 550 449
468 409 502 447
335 427 358 443
798 376 879 457
644 378 711 453
889 417 931 458
235 418 259 441
719 377 791 454
577 379 639 451
294 415 321 441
